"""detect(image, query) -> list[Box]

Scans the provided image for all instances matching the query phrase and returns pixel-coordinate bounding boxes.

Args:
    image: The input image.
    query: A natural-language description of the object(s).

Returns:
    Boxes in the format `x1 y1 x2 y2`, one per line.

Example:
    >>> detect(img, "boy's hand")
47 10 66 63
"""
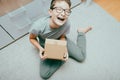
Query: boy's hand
39 48 47 60
63 52 69 61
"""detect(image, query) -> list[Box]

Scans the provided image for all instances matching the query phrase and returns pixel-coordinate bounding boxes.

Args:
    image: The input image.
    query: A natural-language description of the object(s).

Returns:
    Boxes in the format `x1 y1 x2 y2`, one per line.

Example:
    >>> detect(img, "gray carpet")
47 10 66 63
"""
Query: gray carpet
0 2 120 80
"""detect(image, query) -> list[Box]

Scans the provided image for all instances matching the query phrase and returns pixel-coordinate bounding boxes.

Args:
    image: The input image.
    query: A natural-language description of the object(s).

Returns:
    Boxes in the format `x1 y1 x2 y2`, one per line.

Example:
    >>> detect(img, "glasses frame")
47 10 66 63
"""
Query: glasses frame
51 7 71 16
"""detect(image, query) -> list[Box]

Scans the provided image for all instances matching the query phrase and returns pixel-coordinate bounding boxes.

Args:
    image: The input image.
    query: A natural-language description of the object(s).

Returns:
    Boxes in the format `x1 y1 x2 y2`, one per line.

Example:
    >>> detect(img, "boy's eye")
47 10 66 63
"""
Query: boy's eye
56 8 63 12
65 10 71 13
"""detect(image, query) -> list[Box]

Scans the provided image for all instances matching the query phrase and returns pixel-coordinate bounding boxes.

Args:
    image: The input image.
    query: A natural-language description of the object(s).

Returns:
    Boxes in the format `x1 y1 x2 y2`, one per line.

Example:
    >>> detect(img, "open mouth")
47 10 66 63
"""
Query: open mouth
57 17 65 21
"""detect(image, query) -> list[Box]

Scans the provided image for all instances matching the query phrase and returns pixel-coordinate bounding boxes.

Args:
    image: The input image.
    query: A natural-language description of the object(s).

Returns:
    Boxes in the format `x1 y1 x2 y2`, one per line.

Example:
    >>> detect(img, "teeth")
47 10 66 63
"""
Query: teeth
58 17 64 21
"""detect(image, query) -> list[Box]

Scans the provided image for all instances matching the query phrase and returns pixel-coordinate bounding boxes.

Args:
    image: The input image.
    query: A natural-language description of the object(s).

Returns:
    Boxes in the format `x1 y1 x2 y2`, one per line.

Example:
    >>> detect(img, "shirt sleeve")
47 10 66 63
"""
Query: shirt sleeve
29 19 42 35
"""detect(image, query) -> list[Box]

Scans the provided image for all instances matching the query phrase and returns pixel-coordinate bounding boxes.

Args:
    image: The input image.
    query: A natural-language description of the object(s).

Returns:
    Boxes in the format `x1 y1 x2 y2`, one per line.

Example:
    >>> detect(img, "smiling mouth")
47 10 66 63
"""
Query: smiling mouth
57 17 65 21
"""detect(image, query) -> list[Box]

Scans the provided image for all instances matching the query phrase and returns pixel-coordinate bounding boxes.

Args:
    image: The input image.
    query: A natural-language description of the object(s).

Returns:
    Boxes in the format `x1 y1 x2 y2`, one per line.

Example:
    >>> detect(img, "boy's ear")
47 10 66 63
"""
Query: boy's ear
48 9 52 16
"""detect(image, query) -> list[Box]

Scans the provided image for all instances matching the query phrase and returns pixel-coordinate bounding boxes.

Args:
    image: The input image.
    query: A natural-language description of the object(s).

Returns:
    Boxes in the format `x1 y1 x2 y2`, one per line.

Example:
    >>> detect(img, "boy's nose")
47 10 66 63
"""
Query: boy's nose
61 11 66 16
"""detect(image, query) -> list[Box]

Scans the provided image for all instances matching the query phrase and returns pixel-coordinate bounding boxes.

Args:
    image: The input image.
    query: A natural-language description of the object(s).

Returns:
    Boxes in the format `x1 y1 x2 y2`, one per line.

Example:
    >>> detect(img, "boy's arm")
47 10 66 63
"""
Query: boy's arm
60 35 66 40
29 33 46 60
29 33 43 50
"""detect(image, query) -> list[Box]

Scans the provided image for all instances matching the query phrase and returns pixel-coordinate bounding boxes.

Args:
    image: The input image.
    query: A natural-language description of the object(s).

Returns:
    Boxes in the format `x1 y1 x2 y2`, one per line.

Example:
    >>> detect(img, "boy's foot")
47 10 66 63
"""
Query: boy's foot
77 27 92 33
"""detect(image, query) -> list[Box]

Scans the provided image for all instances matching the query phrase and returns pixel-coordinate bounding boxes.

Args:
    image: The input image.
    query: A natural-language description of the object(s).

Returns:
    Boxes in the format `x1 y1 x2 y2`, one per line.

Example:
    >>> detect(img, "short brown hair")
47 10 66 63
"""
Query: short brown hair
50 0 71 9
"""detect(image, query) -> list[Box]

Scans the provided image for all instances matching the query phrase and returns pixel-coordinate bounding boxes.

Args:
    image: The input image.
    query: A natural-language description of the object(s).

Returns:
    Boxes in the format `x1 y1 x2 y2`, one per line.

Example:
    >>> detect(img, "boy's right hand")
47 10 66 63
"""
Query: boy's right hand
39 48 47 60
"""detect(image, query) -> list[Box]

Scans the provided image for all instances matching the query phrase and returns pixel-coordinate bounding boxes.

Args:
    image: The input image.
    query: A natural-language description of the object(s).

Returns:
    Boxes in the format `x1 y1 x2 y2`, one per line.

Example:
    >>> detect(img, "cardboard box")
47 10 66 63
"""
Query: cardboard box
44 39 67 60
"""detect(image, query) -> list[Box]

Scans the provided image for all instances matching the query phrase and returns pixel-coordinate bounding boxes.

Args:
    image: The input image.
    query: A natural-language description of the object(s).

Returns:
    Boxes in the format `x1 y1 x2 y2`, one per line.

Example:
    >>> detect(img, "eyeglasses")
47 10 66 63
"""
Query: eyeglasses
51 7 71 16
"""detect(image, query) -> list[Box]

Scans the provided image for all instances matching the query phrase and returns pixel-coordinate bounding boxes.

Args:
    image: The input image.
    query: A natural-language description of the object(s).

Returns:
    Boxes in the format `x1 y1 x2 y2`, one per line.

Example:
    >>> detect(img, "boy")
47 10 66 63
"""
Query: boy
29 0 92 79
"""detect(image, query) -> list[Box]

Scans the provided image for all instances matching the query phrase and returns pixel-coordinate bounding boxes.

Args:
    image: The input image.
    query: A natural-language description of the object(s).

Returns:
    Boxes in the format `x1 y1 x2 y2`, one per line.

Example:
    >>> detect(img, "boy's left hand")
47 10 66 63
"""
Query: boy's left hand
63 52 69 61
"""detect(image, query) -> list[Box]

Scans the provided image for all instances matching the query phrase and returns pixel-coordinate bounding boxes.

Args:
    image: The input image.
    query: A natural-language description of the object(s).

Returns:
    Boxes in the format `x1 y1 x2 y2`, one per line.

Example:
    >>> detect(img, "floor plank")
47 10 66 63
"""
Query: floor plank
94 0 120 21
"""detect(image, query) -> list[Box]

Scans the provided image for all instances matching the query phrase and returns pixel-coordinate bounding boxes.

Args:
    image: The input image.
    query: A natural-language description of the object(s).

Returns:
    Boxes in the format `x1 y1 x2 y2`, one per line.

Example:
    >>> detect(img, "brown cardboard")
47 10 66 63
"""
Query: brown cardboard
44 39 67 60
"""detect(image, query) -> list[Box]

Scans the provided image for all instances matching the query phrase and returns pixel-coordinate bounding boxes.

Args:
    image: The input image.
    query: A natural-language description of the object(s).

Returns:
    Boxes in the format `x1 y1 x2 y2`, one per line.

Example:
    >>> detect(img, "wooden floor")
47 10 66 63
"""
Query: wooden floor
0 0 33 16
94 0 120 21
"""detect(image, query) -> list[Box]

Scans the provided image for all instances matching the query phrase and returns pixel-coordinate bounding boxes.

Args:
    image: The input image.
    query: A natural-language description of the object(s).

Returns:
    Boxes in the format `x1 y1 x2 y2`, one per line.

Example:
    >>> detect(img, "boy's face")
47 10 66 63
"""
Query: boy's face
49 1 71 28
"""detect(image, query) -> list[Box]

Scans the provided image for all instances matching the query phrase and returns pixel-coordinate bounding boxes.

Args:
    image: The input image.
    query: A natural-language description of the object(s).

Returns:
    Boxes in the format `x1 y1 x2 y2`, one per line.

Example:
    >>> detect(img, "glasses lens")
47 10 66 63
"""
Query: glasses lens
65 10 71 16
56 7 63 13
